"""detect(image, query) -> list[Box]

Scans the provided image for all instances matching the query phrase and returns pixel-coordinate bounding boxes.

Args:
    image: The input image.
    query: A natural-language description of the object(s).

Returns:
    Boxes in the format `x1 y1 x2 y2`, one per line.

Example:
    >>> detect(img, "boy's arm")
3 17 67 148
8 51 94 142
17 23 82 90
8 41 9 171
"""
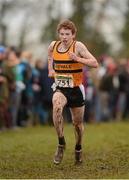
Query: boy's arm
69 41 98 68
48 41 56 78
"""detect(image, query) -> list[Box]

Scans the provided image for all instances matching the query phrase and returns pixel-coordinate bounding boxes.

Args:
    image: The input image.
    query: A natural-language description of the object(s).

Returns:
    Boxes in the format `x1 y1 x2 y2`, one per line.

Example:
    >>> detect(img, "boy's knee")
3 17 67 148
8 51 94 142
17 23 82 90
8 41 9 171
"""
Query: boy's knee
54 106 62 114
73 120 82 127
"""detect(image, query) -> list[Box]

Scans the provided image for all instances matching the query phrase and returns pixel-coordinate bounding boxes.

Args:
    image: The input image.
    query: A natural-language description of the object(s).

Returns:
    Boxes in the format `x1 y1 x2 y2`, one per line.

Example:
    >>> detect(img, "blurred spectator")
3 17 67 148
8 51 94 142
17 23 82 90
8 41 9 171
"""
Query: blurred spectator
35 59 54 124
7 46 24 128
33 59 48 125
17 51 33 126
117 59 129 120
0 45 15 130
83 67 95 123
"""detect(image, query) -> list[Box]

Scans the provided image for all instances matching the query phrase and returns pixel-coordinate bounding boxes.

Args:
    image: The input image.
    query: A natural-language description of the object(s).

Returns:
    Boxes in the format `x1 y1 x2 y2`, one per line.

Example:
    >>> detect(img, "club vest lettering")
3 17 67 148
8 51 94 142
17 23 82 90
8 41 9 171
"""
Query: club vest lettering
52 41 84 87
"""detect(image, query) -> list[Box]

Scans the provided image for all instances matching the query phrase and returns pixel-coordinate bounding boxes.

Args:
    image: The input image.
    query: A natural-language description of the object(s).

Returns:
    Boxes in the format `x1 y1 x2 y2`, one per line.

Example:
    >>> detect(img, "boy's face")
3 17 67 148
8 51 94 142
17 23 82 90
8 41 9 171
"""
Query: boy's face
58 28 75 45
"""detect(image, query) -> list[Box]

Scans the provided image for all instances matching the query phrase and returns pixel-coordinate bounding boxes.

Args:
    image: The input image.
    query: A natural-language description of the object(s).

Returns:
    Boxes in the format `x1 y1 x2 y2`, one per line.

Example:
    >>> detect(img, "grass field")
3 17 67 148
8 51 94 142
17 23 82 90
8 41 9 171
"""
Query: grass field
0 121 129 179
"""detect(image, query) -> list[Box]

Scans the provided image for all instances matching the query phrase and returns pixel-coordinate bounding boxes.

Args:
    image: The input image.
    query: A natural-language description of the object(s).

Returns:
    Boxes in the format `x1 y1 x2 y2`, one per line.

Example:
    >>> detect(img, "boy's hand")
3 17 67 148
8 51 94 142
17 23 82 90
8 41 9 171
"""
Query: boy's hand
48 69 55 78
68 52 79 62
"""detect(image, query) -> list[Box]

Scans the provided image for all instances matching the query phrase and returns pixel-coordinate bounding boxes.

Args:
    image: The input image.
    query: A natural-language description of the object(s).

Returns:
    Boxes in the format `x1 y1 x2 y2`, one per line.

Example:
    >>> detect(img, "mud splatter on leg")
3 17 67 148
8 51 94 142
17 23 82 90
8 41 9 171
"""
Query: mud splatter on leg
70 106 85 146
52 92 67 137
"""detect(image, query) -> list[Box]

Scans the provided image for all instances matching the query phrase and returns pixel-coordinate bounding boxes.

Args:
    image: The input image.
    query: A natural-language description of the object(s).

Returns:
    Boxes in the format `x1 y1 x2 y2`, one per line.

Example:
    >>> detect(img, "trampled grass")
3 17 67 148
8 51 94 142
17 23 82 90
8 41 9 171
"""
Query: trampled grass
0 121 129 179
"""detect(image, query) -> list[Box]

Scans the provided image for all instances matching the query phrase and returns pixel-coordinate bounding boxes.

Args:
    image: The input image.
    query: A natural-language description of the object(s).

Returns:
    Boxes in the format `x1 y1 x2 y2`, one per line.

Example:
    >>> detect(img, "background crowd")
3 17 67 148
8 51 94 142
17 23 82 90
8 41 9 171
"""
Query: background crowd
0 45 129 132
0 45 54 131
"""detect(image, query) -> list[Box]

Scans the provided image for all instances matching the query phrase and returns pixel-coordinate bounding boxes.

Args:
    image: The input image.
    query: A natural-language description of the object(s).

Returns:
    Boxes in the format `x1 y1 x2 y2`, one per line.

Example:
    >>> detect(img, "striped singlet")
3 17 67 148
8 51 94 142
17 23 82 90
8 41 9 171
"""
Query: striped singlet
52 41 84 88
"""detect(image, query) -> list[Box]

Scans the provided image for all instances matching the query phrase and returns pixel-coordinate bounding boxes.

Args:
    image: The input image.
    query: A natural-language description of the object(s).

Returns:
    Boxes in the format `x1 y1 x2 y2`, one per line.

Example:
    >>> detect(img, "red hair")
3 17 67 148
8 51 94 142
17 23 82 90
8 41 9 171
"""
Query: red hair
57 20 77 35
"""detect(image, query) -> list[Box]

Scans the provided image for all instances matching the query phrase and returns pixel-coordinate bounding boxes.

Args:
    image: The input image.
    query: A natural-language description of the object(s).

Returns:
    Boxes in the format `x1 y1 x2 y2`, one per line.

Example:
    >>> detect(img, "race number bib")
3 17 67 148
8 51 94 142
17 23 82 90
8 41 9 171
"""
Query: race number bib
55 75 74 88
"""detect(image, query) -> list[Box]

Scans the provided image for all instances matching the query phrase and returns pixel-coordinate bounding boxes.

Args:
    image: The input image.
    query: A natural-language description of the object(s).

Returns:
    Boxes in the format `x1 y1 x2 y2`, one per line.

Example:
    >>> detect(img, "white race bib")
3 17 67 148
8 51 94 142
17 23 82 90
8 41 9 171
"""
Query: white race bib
55 74 74 88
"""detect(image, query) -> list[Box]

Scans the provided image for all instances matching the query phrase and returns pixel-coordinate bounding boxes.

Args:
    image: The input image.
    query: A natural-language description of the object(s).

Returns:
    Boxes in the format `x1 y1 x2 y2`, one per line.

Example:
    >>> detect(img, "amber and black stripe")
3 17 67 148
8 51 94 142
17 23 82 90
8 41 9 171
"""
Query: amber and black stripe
52 41 84 86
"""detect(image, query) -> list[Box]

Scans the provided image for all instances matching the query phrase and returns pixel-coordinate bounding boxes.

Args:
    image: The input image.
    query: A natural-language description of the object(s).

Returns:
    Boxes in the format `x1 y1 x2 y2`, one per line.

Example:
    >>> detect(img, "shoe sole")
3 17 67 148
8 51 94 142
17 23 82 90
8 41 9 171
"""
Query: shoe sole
53 159 61 165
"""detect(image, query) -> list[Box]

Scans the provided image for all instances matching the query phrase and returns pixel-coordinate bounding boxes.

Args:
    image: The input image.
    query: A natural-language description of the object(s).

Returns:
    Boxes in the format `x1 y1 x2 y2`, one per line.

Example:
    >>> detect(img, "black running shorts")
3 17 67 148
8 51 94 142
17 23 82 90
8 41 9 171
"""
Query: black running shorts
54 85 85 108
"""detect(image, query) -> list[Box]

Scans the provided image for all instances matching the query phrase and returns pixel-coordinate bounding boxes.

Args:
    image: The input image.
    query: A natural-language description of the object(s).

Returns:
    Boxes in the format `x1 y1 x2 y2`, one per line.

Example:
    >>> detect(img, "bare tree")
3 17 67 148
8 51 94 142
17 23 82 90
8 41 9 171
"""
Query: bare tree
0 0 8 44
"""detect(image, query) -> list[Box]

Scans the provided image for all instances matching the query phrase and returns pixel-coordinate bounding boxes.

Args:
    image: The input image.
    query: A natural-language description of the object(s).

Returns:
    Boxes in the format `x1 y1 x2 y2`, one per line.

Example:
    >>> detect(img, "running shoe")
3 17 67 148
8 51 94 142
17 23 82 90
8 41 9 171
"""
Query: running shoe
75 149 82 164
54 144 65 164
